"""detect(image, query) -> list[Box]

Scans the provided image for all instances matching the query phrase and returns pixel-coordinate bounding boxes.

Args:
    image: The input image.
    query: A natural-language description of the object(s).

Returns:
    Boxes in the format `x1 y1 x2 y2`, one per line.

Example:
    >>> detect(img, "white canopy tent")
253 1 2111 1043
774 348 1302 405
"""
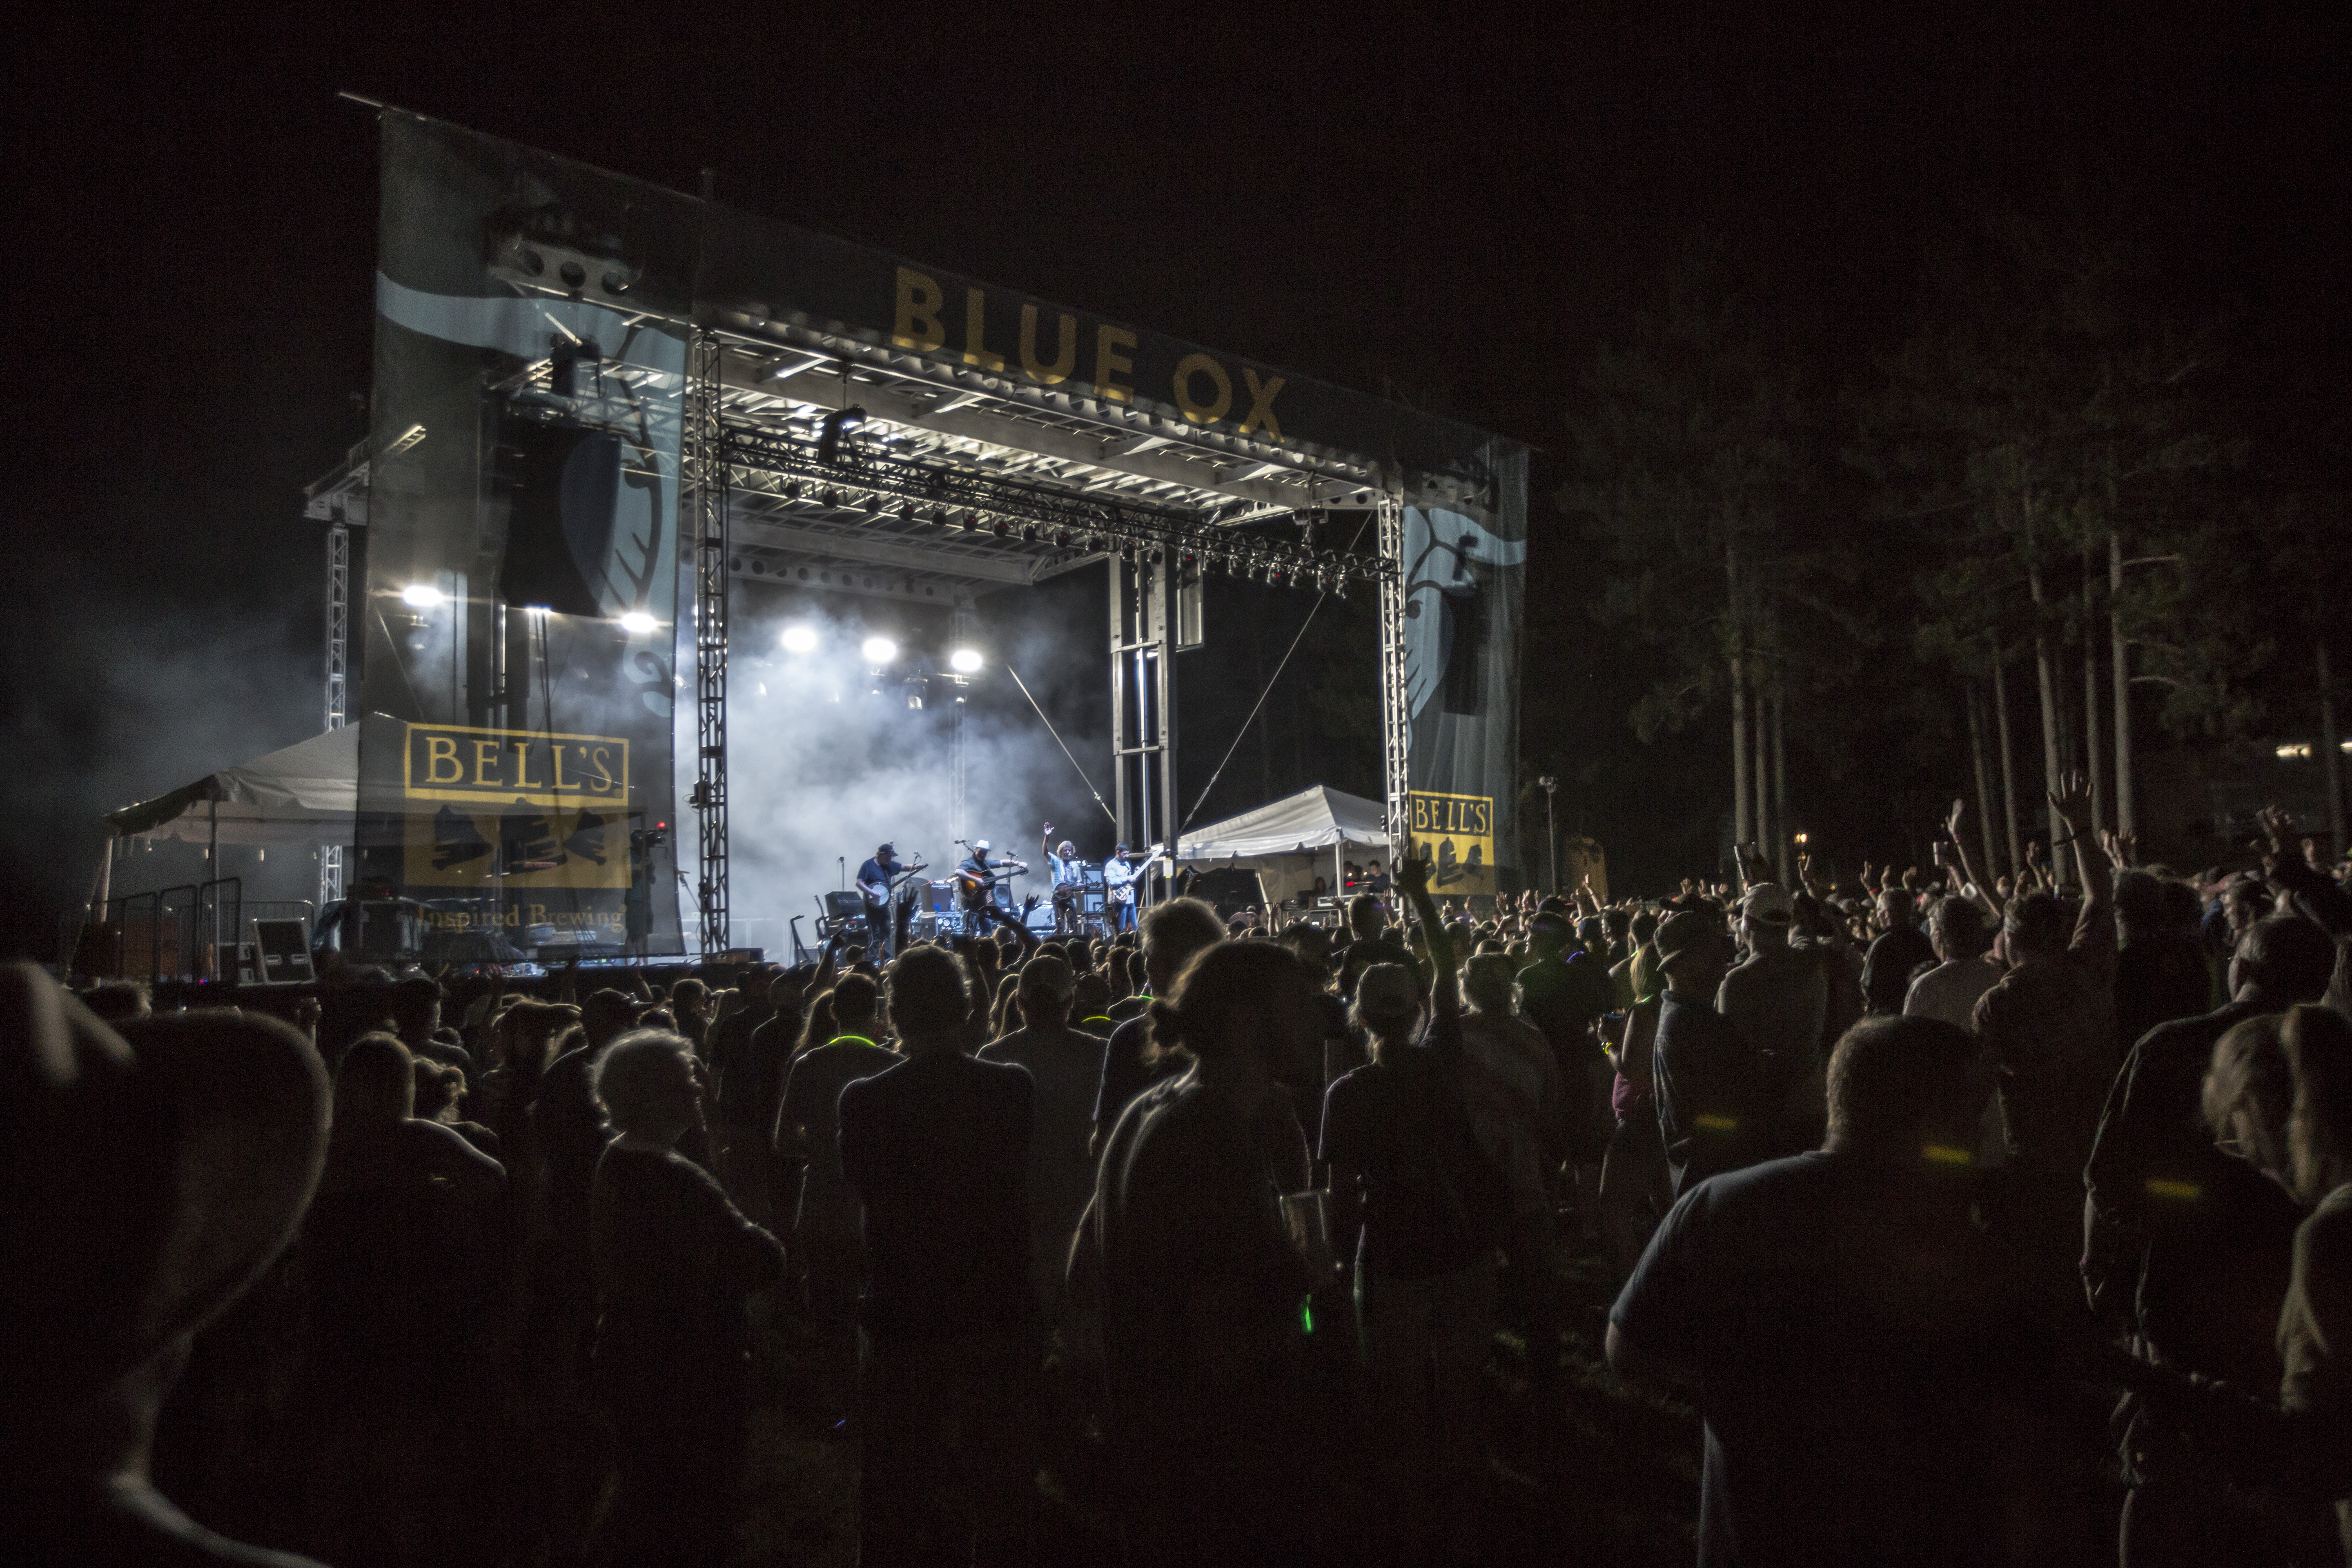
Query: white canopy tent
1174 784 1391 911
107 726 360 847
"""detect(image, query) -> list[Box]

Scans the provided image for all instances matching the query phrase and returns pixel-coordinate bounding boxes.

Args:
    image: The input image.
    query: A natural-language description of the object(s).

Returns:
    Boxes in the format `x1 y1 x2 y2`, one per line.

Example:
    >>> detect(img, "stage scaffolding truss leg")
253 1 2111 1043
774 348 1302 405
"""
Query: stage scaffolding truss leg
1376 493 1411 862
1110 554 1178 902
688 330 730 955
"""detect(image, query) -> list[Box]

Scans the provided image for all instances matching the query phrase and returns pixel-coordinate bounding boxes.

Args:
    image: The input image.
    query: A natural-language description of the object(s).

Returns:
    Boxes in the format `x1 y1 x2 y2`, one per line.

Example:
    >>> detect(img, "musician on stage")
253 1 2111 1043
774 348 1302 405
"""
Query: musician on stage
1042 823 1085 937
855 842 924 960
1102 842 1138 933
955 839 1032 938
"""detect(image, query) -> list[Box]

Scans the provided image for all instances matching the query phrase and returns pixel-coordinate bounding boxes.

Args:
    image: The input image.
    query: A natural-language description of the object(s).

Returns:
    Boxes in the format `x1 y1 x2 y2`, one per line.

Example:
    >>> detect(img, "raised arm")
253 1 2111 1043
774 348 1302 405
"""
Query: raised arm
2048 771 2110 911
1940 799 2003 924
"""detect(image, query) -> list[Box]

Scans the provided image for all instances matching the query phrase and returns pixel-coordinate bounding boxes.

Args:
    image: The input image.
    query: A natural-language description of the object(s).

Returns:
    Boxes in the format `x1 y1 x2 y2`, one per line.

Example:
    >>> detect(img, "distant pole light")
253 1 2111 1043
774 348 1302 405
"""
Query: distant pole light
949 647 984 674
401 583 445 608
780 624 819 654
618 611 658 634
861 635 898 664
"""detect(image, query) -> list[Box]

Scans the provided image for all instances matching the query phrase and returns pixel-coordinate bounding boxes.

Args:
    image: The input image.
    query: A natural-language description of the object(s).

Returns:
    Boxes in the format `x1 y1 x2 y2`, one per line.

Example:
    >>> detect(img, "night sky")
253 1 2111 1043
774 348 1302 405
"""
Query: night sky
9 4 2345 956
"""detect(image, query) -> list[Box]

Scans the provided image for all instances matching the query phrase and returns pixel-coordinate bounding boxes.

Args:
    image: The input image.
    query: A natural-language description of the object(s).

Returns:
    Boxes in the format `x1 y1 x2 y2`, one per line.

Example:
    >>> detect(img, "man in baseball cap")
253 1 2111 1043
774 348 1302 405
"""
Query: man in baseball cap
1 963 331 1564
1650 909 1766 1194
1720 882 1830 1148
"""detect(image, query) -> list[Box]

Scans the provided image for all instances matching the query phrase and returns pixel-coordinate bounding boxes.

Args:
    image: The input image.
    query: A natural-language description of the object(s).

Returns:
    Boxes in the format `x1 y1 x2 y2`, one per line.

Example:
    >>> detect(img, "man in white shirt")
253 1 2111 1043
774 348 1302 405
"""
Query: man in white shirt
1903 895 2005 1033
1102 843 1138 933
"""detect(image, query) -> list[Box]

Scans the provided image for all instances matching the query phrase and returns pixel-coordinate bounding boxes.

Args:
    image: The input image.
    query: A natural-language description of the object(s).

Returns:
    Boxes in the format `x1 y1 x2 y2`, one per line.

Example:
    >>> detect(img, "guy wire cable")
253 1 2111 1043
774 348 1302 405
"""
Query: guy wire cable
1179 510 1375 834
1004 664 1119 824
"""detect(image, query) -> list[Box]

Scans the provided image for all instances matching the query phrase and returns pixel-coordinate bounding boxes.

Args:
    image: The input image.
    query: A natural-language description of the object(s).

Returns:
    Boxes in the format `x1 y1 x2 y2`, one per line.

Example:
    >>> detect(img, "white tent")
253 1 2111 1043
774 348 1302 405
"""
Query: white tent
1174 784 1390 909
107 726 359 848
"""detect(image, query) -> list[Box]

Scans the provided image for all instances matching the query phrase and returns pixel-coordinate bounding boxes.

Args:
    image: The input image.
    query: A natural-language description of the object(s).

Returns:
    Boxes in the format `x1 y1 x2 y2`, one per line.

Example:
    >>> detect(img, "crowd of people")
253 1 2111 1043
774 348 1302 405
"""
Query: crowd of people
11 785 2352 1566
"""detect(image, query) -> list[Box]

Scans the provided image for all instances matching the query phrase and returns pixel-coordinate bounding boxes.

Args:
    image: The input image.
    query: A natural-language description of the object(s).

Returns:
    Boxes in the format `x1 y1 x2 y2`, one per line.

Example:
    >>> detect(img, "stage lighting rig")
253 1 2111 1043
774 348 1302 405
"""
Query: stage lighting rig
861 635 898 664
619 611 658 634
949 647 984 674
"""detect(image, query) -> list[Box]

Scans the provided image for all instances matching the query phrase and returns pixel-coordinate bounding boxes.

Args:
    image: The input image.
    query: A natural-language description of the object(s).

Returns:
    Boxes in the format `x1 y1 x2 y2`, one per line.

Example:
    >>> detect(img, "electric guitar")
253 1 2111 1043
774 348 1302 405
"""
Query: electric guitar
857 857 929 911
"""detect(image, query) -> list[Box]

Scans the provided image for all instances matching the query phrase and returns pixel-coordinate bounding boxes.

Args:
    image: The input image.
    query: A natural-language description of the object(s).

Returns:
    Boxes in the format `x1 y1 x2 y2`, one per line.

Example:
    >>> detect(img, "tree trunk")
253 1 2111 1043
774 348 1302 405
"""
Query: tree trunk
1771 688 1789 884
1991 632 2025 886
2028 560 2067 888
1728 537 1750 857
2322 639 2346 862
1966 680 2002 883
2083 539 2106 837
2110 531 2135 839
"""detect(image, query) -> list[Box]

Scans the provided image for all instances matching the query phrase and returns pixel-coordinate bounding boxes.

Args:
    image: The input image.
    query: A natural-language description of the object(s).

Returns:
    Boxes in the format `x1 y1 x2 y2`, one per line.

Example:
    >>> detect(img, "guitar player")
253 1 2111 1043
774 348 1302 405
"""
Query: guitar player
853 842 926 960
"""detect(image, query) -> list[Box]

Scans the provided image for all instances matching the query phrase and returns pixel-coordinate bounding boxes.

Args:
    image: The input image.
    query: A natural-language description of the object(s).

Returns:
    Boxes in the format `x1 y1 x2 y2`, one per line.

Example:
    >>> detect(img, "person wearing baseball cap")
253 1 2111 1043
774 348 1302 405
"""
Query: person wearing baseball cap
1720 881 1831 1149
1651 909 1764 1195
1 963 332 1565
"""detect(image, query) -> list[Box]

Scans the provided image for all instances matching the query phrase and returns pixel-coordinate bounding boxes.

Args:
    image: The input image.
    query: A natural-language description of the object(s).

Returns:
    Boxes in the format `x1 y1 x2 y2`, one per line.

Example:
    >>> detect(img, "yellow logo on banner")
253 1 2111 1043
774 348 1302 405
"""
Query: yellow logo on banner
1407 791 1495 895
402 723 628 809
400 724 631 890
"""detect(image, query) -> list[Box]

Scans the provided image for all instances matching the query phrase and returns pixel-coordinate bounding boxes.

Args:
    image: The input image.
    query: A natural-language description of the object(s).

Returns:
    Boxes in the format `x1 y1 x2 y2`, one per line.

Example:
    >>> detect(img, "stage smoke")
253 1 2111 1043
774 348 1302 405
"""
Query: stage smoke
688 592 1105 957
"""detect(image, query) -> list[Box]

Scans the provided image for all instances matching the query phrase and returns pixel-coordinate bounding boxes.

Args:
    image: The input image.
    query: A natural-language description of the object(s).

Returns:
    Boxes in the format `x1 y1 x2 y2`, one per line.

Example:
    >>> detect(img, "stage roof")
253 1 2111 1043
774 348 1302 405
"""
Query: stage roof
313 109 1526 606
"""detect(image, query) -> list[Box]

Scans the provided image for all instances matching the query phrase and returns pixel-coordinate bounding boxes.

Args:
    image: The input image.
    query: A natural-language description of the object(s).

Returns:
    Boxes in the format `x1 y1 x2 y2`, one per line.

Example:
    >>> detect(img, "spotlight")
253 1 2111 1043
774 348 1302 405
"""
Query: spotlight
780 624 818 654
618 611 658 634
992 519 1012 538
861 635 898 664
949 647 984 674
817 405 867 466
1055 529 1073 548
823 488 842 507
786 481 805 501
400 583 444 609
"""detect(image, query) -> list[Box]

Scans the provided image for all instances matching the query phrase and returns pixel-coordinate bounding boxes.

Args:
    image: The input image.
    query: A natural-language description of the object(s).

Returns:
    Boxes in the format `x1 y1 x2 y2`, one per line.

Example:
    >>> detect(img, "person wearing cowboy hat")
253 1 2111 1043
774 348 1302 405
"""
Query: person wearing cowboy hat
0 962 332 1565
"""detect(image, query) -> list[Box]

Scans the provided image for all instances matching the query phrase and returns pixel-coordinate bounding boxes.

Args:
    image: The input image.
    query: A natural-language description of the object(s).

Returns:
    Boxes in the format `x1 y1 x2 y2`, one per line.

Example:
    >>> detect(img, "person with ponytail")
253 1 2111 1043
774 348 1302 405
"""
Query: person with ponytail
1091 930 1334 1566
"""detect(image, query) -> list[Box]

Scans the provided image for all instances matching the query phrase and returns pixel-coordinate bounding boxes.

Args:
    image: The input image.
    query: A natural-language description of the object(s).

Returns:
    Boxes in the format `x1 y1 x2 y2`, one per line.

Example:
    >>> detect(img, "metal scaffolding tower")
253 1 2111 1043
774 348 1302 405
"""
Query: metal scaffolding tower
1376 494 1412 853
1109 553 1180 884
686 330 731 955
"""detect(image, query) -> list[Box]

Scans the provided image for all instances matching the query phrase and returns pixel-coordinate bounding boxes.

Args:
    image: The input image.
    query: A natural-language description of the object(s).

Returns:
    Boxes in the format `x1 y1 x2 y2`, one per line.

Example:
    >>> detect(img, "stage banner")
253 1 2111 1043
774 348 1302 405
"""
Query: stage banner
1401 441 1527 897
356 112 693 956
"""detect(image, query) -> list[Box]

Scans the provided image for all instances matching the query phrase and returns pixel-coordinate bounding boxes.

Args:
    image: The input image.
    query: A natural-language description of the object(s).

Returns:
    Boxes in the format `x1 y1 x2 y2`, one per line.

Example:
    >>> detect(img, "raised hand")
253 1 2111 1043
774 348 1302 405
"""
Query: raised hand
2256 805 2296 860
1901 866 1921 891
2048 769 2094 830
1946 797 1966 843
1396 851 1432 898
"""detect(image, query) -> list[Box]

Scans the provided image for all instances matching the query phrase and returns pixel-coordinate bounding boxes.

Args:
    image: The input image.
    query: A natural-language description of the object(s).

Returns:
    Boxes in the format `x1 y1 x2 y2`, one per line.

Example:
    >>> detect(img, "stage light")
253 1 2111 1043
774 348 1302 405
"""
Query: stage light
950 647 984 674
401 583 444 608
993 519 1012 538
618 611 658 634
780 624 819 654
823 488 842 507
862 635 898 664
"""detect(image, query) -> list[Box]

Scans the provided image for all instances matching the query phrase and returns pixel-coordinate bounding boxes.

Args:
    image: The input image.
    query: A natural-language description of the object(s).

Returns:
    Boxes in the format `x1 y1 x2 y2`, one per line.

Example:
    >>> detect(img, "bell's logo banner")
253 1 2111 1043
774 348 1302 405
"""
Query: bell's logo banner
403 723 628 808
401 724 631 890
1406 791 1495 895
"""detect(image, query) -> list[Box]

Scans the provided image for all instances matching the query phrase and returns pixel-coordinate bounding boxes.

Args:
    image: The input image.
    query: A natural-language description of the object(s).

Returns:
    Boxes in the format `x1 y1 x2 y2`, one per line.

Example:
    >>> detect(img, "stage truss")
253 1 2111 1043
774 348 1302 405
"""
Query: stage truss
675 321 1412 954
